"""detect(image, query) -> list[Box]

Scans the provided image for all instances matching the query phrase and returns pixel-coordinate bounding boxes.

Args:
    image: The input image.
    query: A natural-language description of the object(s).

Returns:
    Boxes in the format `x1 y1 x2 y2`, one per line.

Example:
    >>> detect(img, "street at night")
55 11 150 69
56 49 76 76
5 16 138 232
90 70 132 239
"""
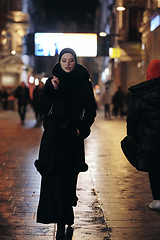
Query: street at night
0 109 160 239
1 0 160 239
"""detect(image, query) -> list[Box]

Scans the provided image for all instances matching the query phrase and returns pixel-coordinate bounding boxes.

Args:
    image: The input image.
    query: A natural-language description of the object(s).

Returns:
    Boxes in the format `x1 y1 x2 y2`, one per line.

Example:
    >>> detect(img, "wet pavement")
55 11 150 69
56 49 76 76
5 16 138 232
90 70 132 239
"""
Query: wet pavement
0 108 160 239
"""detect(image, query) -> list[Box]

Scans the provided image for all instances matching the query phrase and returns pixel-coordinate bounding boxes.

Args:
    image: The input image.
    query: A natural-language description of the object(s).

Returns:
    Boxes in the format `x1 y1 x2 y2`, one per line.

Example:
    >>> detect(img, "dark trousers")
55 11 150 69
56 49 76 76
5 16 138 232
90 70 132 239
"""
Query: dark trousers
113 104 123 117
148 172 160 200
18 103 27 121
104 104 110 118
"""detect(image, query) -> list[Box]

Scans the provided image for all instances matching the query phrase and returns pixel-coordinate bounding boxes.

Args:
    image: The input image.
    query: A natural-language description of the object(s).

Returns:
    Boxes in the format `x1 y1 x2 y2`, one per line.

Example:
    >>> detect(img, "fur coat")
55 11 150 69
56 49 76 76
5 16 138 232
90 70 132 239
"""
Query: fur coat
35 63 97 178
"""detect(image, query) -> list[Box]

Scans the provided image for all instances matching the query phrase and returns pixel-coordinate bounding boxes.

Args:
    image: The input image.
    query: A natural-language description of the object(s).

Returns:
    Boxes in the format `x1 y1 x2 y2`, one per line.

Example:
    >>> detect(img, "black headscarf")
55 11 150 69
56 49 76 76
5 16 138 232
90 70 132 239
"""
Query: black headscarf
52 48 90 89
58 48 77 64
52 48 78 87
51 48 90 122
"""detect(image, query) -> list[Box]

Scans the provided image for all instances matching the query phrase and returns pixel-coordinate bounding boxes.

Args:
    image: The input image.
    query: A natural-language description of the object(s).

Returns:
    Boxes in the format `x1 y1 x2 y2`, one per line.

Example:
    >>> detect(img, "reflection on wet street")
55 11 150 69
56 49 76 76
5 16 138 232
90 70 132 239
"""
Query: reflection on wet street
1 109 160 239
0 110 110 239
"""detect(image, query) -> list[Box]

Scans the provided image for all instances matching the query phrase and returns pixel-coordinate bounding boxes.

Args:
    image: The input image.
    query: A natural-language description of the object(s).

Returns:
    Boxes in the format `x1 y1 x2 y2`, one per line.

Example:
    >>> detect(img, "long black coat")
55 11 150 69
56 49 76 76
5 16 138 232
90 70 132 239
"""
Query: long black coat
35 63 97 224
35 63 97 178
126 78 160 171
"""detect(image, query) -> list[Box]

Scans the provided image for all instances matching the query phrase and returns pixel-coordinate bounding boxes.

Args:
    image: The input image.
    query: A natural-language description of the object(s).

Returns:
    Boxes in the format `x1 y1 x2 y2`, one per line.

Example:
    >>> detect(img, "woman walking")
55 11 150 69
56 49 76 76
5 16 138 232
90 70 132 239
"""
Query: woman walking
35 48 97 239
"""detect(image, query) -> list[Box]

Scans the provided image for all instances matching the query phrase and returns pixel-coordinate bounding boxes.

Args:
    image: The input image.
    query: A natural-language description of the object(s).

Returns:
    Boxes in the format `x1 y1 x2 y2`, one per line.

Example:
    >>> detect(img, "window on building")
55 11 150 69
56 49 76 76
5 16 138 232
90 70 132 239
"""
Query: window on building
7 33 12 51
1 0 22 11
128 6 138 41
128 5 143 42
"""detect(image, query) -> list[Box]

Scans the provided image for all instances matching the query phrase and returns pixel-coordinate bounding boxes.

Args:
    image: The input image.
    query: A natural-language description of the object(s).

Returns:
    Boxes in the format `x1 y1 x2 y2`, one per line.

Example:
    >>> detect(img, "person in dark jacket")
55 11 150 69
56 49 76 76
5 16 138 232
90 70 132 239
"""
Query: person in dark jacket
15 82 31 124
112 86 125 117
32 80 44 123
124 59 160 211
35 48 97 239
2 88 9 110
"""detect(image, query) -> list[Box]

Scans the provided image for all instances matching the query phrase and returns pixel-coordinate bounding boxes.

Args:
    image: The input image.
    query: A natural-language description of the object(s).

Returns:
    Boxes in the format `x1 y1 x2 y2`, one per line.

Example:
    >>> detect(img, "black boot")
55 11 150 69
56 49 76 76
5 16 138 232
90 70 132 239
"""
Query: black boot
66 225 73 240
56 224 65 240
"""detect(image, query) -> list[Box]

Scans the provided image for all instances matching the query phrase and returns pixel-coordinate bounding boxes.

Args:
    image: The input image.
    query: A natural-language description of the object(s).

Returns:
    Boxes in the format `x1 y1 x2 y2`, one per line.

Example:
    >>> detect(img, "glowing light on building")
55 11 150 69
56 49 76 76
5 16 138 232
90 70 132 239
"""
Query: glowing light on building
29 76 34 84
117 6 125 11
41 77 48 84
109 47 121 59
35 78 39 86
150 15 160 31
101 68 109 82
34 33 97 57
11 50 16 55
99 32 107 37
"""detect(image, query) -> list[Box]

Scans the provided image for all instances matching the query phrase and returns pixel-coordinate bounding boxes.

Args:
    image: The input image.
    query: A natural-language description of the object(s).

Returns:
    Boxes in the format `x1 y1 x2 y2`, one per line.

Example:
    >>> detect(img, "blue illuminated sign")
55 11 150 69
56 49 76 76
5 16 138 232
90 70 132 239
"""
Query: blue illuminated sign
150 15 160 31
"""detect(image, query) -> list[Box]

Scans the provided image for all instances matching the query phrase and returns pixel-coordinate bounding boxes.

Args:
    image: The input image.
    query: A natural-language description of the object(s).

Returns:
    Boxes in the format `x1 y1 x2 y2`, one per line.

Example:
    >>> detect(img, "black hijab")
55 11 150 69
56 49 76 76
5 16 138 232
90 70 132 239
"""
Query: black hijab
58 48 77 64
52 48 90 92
51 48 90 119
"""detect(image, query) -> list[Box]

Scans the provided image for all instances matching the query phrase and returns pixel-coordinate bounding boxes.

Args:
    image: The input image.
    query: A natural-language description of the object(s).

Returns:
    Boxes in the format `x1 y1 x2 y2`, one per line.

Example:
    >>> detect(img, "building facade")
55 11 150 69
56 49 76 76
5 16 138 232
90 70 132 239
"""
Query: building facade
2 0 160 106
140 0 160 75
0 0 29 90
108 0 147 94
99 0 160 98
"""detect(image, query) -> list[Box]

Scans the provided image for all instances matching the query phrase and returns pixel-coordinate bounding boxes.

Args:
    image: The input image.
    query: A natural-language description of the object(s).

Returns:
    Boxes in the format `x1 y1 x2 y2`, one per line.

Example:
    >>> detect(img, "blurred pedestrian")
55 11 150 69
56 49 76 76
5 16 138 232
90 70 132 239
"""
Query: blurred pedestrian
101 87 111 118
34 48 97 239
0 88 2 110
121 59 160 210
15 81 31 124
112 86 125 117
32 80 44 123
2 88 9 110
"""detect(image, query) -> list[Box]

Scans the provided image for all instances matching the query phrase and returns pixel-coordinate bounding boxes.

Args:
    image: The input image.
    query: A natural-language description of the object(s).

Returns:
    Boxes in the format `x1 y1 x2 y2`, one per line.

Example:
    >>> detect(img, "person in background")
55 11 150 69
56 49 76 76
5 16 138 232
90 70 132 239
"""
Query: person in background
101 87 112 118
0 88 2 110
15 82 31 124
112 86 125 117
125 59 160 210
2 88 9 111
34 48 97 239
32 80 44 123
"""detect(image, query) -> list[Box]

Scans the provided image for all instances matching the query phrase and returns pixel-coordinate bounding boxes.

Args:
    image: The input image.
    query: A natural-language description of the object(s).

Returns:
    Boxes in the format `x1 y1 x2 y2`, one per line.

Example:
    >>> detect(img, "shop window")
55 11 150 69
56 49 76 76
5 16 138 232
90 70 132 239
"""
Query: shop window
2 75 16 87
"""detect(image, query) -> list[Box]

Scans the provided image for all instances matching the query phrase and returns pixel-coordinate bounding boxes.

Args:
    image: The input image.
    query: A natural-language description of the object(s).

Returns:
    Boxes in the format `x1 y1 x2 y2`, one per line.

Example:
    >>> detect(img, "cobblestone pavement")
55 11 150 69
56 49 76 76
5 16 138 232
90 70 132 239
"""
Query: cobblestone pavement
0 108 160 240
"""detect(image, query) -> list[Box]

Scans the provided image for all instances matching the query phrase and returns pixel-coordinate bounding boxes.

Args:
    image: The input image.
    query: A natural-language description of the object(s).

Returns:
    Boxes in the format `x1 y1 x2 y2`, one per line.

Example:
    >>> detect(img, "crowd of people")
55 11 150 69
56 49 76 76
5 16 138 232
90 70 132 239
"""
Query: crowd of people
101 85 129 119
0 79 128 125
0 80 45 124
0 68 129 124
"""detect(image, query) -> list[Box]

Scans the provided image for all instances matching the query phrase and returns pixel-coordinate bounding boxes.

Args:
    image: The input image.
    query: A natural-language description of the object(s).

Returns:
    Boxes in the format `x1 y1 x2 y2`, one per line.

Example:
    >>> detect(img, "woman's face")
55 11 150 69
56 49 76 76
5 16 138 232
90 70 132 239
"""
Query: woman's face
60 53 76 73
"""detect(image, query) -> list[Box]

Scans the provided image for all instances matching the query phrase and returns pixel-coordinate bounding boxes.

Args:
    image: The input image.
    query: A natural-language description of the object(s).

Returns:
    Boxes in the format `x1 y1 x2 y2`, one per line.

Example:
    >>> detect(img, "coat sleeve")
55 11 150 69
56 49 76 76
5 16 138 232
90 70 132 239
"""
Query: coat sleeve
78 81 97 139
37 78 57 114
126 94 141 138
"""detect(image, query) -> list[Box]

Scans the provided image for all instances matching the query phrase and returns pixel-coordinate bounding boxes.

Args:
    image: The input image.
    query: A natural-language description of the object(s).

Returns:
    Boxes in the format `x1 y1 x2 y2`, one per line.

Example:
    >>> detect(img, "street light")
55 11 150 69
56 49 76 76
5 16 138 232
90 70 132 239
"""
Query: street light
99 32 107 37
117 6 126 11
11 50 16 55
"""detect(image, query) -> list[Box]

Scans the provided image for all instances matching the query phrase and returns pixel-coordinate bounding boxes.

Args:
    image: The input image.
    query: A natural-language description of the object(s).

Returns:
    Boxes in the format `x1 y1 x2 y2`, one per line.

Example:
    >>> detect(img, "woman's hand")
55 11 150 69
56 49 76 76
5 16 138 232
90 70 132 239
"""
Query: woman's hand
51 76 60 89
